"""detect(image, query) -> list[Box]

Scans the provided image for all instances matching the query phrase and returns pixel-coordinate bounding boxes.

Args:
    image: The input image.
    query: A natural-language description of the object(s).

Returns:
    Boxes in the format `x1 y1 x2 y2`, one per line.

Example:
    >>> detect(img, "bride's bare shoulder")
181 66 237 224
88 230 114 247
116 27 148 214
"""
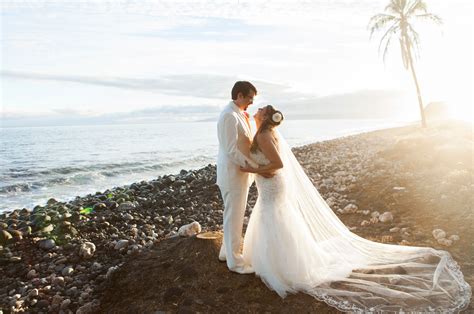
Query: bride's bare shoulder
256 130 278 145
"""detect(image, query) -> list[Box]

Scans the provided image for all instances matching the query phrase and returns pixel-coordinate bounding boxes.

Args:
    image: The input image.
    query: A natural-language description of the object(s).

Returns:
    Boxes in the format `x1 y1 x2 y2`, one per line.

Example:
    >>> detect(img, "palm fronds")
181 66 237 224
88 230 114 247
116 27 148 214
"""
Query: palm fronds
369 0 441 65
368 14 398 38
406 0 427 16
414 13 443 25
378 22 400 61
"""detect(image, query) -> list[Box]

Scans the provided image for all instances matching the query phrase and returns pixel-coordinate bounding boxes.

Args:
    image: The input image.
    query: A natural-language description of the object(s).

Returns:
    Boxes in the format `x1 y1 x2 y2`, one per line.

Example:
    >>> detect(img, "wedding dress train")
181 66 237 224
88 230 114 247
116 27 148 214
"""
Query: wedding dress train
243 131 471 313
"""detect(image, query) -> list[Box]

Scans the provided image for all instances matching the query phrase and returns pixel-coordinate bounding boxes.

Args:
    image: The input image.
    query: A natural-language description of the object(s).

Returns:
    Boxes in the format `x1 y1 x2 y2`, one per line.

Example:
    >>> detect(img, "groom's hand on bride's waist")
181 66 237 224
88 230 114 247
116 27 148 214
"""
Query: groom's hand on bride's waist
259 171 275 178
239 161 275 178
240 160 257 173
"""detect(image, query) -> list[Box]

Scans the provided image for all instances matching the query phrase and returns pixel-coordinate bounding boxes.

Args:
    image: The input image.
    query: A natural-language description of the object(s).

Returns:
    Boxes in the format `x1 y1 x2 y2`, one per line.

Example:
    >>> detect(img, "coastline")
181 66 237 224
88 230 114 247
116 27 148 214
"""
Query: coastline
0 118 413 214
1 120 472 312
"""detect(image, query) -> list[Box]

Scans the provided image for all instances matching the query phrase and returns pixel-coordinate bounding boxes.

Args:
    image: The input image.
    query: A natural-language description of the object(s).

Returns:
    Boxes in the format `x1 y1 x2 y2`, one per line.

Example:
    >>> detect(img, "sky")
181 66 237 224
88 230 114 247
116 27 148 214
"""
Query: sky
1 0 473 127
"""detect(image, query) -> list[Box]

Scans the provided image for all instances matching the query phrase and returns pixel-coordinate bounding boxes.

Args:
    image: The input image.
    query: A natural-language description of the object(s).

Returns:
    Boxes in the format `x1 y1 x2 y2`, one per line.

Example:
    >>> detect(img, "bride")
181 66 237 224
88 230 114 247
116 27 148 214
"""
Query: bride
239 105 471 313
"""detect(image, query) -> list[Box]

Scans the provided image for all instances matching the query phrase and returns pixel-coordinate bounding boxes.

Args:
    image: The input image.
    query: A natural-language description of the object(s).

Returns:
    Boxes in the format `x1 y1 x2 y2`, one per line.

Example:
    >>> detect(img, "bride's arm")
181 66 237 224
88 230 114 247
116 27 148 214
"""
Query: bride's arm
241 131 283 174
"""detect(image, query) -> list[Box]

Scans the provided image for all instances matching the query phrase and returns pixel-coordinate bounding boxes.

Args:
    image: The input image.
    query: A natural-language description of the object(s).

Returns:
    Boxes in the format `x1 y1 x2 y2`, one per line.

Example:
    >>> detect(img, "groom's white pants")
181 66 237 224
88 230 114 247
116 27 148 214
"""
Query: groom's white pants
219 185 249 269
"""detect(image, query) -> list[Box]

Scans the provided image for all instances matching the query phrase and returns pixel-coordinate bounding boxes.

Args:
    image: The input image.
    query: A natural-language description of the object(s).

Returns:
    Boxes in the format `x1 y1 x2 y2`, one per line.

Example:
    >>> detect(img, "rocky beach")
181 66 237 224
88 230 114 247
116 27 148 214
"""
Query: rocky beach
0 120 472 313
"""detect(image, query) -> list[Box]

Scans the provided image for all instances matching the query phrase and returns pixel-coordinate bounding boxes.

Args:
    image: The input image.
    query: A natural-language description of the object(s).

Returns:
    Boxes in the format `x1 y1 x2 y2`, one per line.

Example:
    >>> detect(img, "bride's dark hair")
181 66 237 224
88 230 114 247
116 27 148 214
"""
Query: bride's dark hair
250 105 284 153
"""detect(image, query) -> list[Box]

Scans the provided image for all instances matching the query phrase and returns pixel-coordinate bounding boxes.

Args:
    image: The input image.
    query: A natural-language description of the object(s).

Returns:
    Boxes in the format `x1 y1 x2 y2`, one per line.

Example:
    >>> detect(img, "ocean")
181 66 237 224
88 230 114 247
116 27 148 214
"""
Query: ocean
0 119 408 213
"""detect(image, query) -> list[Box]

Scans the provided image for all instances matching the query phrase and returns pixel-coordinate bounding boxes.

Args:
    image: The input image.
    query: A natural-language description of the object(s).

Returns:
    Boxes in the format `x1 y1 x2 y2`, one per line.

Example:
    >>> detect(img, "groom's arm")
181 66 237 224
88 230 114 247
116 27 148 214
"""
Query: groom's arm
220 113 258 168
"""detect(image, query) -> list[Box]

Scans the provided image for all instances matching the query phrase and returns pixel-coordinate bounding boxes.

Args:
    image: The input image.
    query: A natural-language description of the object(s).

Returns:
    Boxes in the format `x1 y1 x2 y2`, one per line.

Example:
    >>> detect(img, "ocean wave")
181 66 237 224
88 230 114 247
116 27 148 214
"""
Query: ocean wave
0 183 36 193
0 177 72 194
5 156 212 177
4 162 152 179
0 155 214 195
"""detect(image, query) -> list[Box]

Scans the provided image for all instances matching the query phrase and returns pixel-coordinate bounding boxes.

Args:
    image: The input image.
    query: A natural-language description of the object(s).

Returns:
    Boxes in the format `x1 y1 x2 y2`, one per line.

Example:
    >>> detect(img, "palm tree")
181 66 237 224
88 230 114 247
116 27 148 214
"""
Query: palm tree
368 0 442 128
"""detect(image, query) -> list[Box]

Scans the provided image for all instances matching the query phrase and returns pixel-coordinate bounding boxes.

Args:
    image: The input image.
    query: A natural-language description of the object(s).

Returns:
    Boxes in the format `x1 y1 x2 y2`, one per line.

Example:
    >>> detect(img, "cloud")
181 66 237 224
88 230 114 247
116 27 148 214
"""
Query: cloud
1 70 300 100
1 87 417 128
128 17 262 42
272 89 417 119
1 110 49 119
0 103 221 127
51 108 101 116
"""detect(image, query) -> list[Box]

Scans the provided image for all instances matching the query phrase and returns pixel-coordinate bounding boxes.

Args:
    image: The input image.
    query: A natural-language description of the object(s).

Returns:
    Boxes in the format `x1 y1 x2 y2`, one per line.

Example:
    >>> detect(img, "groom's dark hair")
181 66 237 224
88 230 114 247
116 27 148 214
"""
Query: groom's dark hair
231 81 257 100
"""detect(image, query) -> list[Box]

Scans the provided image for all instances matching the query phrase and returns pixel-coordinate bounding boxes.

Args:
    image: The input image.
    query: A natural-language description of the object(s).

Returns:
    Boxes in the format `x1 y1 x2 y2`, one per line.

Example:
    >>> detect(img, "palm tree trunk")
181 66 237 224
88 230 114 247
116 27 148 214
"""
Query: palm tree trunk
406 45 427 128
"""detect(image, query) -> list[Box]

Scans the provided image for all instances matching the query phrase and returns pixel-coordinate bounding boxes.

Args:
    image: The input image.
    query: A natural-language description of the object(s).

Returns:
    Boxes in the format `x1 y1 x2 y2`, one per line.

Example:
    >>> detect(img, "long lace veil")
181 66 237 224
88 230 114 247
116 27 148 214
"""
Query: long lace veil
275 130 471 313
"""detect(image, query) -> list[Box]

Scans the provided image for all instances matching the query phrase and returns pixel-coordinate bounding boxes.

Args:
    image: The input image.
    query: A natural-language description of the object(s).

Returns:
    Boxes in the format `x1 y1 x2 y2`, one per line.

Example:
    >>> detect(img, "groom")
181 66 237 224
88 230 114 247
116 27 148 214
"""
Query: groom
216 81 259 274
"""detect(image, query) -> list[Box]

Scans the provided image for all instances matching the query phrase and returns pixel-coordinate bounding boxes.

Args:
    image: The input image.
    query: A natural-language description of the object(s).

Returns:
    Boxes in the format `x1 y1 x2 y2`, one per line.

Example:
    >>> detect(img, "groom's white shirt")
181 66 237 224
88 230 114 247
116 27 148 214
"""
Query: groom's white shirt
216 101 257 190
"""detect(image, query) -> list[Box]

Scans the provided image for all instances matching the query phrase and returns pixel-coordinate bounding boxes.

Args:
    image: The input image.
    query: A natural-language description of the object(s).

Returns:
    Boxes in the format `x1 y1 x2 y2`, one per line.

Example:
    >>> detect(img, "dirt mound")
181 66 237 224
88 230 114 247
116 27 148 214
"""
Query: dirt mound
97 232 339 313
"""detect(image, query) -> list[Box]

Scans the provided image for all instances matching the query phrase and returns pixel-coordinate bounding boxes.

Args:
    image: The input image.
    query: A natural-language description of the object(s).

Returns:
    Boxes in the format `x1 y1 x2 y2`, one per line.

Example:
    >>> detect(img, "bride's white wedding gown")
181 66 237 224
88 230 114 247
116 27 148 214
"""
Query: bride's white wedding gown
243 131 471 313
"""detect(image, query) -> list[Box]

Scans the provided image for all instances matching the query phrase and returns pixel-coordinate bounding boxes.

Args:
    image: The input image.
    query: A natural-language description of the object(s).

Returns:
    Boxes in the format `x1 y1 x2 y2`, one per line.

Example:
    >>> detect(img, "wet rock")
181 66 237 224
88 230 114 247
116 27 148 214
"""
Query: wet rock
339 203 358 214
47 198 59 205
448 234 460 241
60 298 71 310
66 286 79 297
93 202 107 211
114 240 129 250
62 266 74 276
38 239 56 250
437 238 453 246
123 213 134 220
79 242 96 259
379 212 394 223
432 229 446 240
369 217 379 224
52 294 63 305
91 262 102 271
370 211 380 218
0 230 13 244
20 225 32 235
106 266 119 278
53 276 65 286
28 289 39 297
392 187 406 191
325 196 337 207
9 256 21 262
8 229 23 241
381 235 393 243
117 202 136 211
26 269 37 279
41 224 54 233
178 221 201 237
80 291 90 299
